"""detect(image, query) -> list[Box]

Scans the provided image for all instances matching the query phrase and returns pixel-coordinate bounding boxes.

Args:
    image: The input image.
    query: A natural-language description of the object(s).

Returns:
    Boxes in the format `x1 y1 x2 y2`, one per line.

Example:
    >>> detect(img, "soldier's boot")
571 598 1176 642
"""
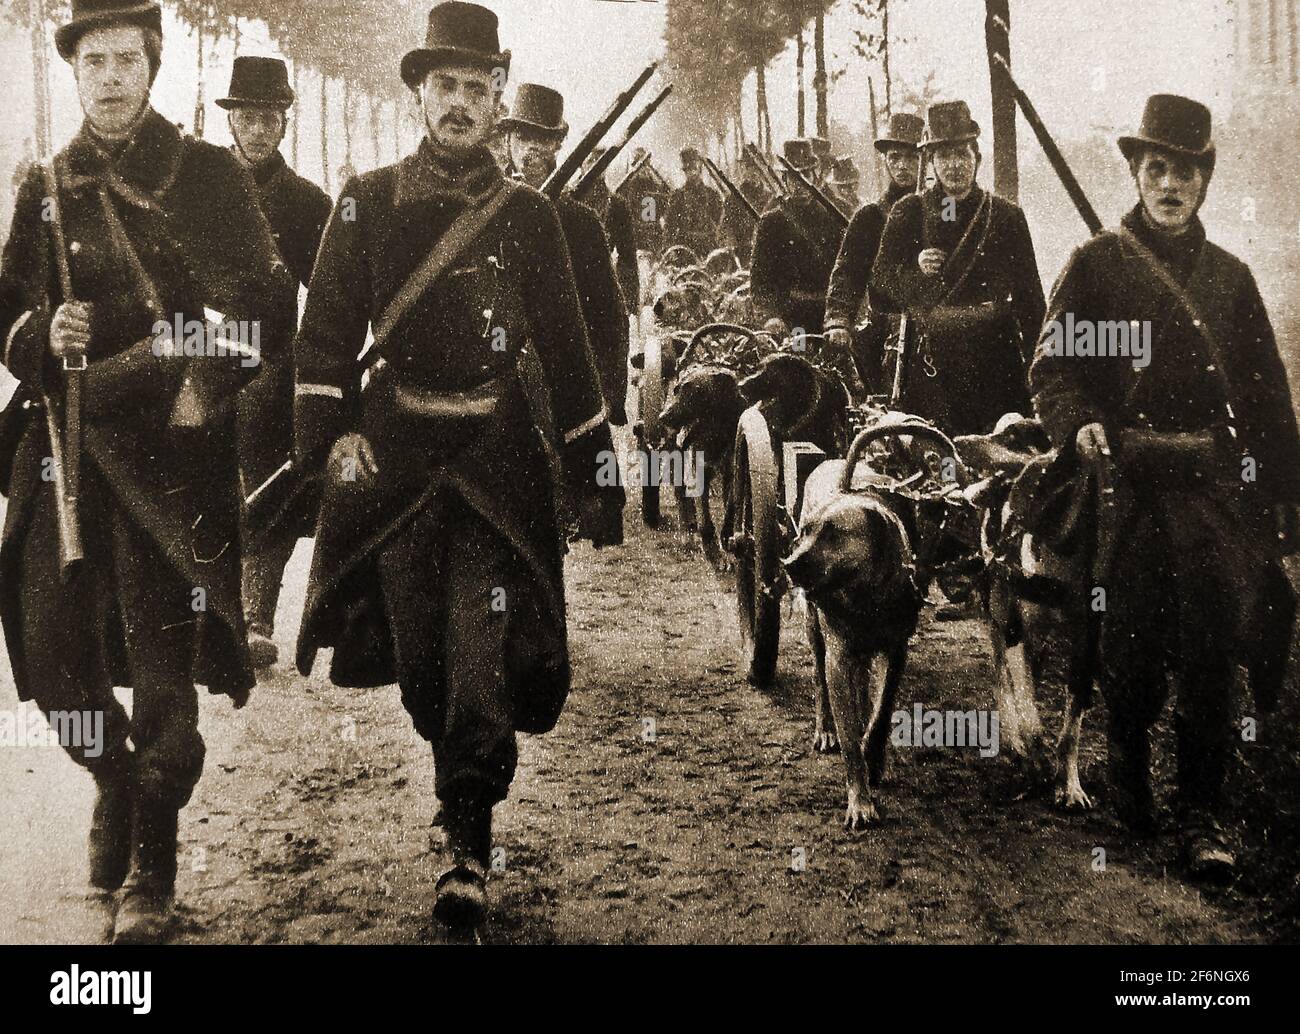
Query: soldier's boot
85 762 134 940
242 549 283 669
1174 692 1235 884
1107 725 1158 836
1178 812 1236 884
433 793 491 934
114 792 179 945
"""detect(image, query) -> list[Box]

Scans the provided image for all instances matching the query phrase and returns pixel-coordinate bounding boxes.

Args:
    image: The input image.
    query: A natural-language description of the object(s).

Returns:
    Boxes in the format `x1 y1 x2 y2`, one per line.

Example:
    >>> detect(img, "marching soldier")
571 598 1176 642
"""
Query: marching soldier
750 138 844 339
1030 94 1300 880
293 1 622 936
663 146 722 262
824 113 923 392
578 146 641 318
872 100 1044 435
617 146 668 258
503 83 630 424
0 0 286 942
218 56 332 669
717 146 773 266
806 134 833 185
827 155 861 211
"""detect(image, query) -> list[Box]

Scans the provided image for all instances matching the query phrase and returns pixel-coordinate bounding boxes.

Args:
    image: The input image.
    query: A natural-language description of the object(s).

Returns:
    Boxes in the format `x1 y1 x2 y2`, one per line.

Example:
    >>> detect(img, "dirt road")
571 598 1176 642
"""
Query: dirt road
3 449 1298 944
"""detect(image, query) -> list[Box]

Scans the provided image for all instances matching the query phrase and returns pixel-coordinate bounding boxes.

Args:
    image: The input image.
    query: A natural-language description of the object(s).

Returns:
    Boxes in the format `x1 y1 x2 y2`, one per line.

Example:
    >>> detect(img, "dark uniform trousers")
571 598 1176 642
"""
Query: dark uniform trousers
377 491 518 805
19 469 204 807
241 519 296 635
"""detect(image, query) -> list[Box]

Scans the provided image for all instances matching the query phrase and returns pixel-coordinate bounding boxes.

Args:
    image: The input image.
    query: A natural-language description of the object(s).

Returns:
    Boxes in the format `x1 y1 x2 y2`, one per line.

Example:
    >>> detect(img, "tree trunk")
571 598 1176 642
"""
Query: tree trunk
814 9 829 138
756 63 771 152
320 74 330 193
369 92 383 169
984 0 1018 201
291 63 301 167
796 26 806 136
1289 0 1297 82
28 0 51 157
868 75 882 196
881 0 892 116
343 79 353 168
193 18 206 139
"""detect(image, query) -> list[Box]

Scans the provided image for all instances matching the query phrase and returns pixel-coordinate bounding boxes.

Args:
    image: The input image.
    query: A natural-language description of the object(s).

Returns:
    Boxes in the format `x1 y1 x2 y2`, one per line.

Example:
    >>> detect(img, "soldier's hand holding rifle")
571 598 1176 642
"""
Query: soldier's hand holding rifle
1075 422 1111 464
918 248 946 276
50 300 92 359
328 432 379 487
826 327 852 354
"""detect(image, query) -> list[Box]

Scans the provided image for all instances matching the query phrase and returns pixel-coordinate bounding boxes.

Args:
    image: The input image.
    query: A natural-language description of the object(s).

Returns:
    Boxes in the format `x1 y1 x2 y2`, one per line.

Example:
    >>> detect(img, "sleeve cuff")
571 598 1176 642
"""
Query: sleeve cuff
3 307 52 390
294 387 349 468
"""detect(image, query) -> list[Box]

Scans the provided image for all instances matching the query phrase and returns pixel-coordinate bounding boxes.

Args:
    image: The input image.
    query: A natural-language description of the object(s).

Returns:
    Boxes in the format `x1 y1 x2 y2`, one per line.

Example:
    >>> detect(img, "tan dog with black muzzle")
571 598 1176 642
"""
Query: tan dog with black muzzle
783 460 924 829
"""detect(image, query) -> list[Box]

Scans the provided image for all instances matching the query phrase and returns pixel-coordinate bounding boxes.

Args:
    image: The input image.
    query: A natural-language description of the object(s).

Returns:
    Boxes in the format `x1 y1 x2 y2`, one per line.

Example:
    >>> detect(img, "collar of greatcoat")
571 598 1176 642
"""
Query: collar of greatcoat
60 108 185 205
395 137 504 209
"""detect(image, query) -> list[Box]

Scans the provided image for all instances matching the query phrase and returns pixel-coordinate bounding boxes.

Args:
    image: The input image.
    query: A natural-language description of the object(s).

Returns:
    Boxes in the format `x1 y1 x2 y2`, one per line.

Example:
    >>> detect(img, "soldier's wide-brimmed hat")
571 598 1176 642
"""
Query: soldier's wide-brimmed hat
55 0 162 61
499 83 568 136
829 156 860 186
782 138 817 172
874 112 924 152
923 100 980 148
217 57 295 110
400 2 511 91
1118 94 1215 169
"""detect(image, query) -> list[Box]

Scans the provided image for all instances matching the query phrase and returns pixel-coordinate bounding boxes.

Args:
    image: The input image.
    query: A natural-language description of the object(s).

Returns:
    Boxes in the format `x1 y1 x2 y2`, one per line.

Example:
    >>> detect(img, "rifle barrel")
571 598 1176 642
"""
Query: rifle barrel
543 62 658 199
701 155 758 222
614 150 652 195
573 85 673 199
775 155 849 228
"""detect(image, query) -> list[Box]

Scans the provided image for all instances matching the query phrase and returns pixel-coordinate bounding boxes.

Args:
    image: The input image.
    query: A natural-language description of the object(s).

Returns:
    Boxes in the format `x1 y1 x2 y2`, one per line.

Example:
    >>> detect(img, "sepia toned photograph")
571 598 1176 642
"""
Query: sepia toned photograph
0 0 1295 1000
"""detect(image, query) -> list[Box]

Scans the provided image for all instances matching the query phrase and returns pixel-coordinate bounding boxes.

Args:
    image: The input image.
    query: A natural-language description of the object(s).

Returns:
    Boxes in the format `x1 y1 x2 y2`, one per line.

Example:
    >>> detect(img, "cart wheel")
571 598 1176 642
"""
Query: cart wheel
639 333 665 527
732 405 782 686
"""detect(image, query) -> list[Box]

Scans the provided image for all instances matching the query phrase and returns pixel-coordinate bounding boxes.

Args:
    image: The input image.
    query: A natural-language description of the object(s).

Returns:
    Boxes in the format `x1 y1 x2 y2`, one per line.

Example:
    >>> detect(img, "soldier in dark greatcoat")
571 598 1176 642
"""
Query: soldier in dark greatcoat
617 146 668 258
871 101 1045 435
824 113 923 392
577 145 641 317
1029 95 1300 880
503 83 630 424
717 146 773 266
663 146 722 263
292 2 622 935
218 56 332 669
0 0 287 943
827 155 861 212
750 138 845 338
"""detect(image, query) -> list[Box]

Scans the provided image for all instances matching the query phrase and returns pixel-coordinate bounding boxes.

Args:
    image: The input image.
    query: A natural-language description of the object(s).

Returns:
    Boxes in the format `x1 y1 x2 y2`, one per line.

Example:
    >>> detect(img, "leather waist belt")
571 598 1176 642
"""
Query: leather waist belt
392 377 502 420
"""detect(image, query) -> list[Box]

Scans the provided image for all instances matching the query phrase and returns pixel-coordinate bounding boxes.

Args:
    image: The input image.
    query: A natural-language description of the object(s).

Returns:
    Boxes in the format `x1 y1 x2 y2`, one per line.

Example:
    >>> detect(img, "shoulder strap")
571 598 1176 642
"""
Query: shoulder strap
1116 225 1240 430
370 180 522 354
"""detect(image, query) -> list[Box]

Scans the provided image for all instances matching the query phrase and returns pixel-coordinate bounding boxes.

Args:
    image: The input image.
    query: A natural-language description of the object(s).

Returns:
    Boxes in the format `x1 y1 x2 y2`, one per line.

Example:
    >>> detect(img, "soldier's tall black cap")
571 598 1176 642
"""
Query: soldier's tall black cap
499 83 568 137
922 100 980 148
400 2 511 91
874 112 923 152
217 57 295 110
55 0 162 61
1118 94 1216 170
782 138 817 172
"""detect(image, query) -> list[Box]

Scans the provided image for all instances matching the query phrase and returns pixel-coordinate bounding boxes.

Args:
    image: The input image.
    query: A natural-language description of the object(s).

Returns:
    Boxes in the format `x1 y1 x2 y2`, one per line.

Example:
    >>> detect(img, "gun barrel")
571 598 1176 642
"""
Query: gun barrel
573 85 673 199
700 155 758 222
775 155 849 228
543 62 658 199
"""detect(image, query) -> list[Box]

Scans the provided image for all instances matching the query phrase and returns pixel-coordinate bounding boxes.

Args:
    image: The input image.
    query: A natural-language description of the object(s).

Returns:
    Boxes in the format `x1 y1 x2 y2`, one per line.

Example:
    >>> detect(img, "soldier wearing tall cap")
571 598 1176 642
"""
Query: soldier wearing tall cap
824 112 923 392
805 134 833 184
1030 94 1300 880
717 145 774 266
750 138 846 339
0 0 287 943
872 100 1044 434
577 146 641 317
663 146 722 262
503 83 630 425
292 2 622 935
617 146 668 258
218 56 332 670
828 156 861 210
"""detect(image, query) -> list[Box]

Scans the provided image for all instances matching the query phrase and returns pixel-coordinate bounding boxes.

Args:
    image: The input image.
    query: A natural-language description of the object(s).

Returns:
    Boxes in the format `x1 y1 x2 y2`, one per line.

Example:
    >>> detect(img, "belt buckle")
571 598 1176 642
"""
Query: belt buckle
63 352 87 372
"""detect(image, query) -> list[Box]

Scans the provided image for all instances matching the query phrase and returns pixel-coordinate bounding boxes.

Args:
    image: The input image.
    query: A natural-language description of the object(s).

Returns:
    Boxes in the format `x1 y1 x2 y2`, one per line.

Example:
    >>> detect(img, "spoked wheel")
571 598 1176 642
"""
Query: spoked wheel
731 405 782 687
639 333 665 526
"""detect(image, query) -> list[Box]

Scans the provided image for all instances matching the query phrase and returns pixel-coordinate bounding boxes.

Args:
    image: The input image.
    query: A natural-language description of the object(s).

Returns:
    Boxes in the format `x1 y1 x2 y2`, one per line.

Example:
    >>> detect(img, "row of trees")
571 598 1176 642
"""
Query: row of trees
6 1 415 190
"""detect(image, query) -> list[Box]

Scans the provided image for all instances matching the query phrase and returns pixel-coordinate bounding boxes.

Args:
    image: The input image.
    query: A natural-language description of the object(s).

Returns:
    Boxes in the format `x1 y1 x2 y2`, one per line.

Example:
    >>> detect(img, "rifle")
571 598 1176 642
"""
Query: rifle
572 86 674 201
887 152 927 406
700 154 758 223
748 147 784 199
40 159 85 577
542 62 658 200
775 154 848 228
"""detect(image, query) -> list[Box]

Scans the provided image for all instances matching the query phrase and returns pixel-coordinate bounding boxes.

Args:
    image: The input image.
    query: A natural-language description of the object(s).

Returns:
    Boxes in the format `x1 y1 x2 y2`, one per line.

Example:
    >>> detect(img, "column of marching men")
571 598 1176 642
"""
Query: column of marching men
1 0 1299 944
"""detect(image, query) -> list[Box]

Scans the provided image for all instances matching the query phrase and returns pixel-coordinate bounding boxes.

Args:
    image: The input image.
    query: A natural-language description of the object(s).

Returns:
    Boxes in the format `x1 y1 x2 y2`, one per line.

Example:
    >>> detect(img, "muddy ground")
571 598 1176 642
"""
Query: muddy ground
3 429 1300 945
